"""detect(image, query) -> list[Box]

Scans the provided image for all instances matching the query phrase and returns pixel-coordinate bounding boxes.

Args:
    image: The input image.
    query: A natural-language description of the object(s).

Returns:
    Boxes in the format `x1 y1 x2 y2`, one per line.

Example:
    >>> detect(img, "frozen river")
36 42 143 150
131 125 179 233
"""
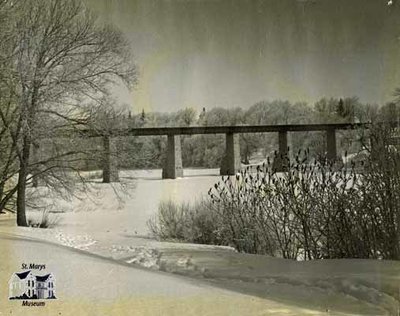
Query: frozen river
26 168 222 236
118 168 221 234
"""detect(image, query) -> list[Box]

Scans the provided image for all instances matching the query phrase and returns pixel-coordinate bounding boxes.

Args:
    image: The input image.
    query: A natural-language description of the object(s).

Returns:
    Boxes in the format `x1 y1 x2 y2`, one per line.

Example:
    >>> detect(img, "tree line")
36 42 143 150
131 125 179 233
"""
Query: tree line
112 98 399 170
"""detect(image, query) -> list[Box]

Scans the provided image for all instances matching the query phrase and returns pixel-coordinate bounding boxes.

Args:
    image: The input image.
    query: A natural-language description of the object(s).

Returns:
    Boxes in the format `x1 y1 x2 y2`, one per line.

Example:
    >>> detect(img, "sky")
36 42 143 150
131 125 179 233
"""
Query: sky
86 0 400 113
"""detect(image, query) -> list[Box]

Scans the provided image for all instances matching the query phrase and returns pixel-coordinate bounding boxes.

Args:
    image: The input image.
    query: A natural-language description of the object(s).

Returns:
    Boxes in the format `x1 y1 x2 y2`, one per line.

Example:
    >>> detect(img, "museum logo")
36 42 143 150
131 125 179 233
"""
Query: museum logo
8 267 56 306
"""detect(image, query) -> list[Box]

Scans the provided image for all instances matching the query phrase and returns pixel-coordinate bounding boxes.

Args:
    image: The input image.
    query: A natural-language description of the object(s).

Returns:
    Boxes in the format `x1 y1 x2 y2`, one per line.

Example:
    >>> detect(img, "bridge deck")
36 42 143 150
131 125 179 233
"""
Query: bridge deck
67 123 370 137
34 122 397 182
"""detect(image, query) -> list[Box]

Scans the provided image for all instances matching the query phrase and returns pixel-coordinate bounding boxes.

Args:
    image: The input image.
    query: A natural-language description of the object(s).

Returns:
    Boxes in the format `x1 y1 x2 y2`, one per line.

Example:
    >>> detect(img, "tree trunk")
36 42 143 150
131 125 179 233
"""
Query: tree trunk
0 183 4 213
16 135 31 226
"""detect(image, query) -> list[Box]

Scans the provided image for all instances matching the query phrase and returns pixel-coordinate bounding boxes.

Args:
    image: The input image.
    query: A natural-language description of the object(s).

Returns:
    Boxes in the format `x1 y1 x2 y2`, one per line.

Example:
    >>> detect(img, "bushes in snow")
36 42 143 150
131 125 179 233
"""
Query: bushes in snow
150 124 400 260
27 209 60 229
148 200 224 245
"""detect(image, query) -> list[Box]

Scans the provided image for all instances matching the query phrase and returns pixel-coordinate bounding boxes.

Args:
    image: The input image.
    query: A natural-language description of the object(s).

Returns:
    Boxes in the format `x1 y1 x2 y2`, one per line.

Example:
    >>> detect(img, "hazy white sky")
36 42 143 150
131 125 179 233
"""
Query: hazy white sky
86 0 400 113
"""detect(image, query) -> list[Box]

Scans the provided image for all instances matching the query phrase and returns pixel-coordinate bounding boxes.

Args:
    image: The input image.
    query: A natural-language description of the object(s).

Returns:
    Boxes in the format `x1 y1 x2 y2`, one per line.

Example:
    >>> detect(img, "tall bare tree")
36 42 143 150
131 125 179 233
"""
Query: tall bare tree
0 0 137 226
0 1 21 214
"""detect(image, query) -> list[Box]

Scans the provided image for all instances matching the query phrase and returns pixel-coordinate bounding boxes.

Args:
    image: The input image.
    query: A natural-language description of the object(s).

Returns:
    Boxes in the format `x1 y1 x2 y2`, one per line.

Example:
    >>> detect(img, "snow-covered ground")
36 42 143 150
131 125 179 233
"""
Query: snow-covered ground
24 168 220 235
1 169 400 315
2 231 314 316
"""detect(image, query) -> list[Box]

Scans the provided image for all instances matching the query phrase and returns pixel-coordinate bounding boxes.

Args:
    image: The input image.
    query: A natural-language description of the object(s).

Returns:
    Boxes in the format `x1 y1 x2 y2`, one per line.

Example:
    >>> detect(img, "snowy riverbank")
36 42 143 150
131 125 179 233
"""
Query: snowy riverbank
1 169 400 315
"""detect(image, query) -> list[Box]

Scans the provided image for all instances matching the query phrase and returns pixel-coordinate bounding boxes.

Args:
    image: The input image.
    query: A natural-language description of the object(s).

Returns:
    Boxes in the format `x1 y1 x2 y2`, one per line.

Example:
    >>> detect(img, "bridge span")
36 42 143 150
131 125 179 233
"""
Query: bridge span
42 123 372 182
85 123 368 182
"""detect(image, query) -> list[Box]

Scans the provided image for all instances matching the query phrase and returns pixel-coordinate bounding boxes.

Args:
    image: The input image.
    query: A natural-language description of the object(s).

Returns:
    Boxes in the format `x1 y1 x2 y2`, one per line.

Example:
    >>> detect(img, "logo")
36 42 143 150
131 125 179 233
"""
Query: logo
9 270 56 302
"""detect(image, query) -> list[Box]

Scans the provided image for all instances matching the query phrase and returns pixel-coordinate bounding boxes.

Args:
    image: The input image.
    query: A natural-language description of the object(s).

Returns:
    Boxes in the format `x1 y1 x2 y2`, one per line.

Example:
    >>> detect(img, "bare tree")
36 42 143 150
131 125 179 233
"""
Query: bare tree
0 0 137 226
0 1 22 213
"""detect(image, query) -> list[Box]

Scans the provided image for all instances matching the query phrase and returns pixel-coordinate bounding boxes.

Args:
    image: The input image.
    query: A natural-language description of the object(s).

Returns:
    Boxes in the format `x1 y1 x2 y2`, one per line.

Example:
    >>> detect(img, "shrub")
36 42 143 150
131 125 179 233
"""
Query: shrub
27 209 60 228
150 123 400 260
147 199 224 245
208 124 399 260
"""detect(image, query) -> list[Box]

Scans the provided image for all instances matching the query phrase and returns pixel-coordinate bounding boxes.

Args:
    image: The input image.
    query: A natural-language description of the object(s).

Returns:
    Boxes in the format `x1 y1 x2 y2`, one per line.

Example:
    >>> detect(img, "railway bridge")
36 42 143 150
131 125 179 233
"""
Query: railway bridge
91 123 369 182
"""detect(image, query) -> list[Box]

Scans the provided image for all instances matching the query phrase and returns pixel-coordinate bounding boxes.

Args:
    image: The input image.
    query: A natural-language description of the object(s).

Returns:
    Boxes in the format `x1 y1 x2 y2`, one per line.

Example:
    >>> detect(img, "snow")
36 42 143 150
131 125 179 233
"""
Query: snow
3 233 310 316
1 168 400 315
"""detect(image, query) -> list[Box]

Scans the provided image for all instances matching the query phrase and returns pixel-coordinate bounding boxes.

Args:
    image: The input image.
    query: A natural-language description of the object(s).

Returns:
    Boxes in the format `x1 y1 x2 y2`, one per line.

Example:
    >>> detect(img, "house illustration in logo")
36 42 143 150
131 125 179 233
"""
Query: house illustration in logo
8 271 56 300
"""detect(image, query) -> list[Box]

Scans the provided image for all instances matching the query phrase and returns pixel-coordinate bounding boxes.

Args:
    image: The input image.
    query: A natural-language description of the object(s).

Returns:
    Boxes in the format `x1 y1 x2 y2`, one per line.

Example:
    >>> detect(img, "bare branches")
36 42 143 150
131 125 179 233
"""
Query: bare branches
206 135 400 260
0 0 138 223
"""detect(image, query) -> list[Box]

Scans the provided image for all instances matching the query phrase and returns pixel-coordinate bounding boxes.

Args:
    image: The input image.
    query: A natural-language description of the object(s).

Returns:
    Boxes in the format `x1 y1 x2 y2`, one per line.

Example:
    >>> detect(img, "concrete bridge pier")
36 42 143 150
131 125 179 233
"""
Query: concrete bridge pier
273 131 289 172
162 135 183 179
220 133 241 175
102 135 119 183
326 129 338 162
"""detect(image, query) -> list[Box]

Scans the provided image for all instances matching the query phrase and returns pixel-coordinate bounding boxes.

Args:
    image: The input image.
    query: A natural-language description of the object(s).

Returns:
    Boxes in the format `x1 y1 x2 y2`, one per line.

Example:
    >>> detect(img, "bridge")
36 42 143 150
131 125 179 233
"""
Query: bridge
75 122 369 182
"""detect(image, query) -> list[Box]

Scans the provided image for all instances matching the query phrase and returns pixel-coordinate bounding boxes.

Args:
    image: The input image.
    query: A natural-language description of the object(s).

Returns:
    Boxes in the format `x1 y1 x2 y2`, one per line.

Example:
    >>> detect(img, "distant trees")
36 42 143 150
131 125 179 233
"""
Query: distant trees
140 109 146 125
314 97 360 123
379 102 400 125
112 98 389 170
176 107 196 127
0 0 137 225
